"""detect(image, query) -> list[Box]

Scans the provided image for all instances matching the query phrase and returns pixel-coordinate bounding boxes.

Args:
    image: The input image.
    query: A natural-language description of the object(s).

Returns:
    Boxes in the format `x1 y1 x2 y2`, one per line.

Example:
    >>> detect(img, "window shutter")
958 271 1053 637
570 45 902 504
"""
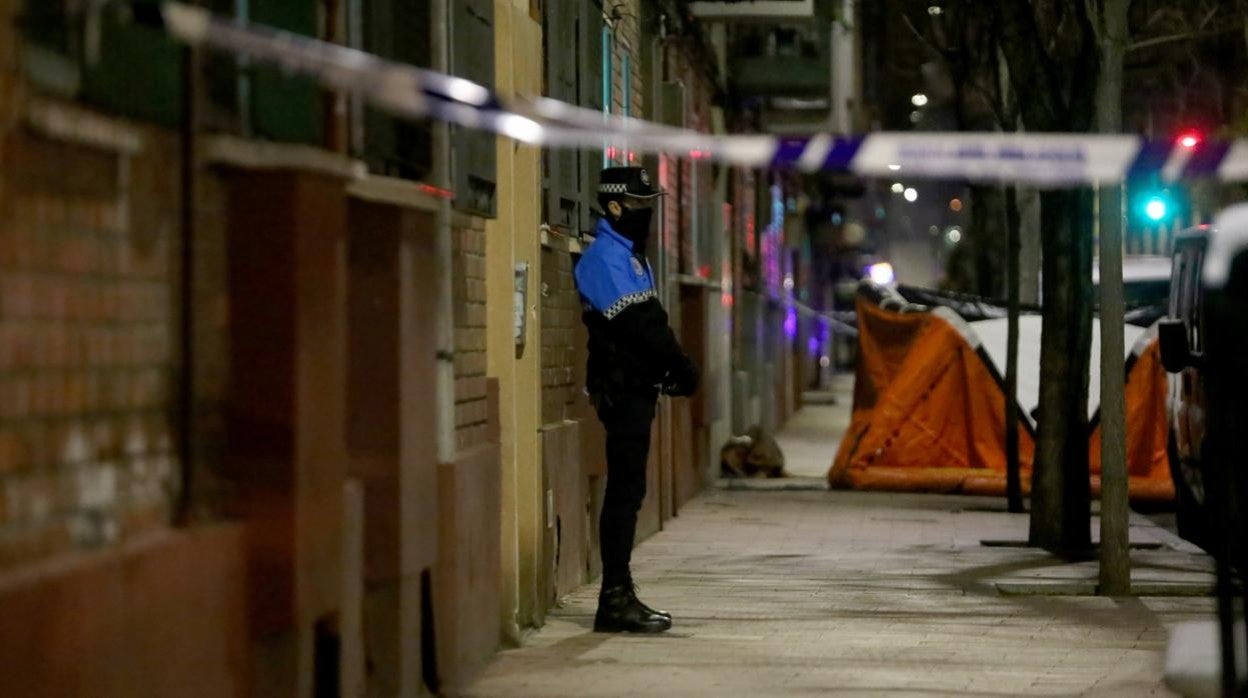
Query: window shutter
360 0 433 180
248 0 323 145
578 1 604 233
542 1 580 232
450 0 497 217
78 0 183 126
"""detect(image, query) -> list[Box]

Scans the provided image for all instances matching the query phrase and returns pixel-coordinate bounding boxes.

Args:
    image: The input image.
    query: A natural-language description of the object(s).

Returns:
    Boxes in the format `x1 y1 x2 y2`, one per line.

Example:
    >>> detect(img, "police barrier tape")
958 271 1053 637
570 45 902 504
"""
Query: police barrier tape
792 303 858 337
156 2 1248 187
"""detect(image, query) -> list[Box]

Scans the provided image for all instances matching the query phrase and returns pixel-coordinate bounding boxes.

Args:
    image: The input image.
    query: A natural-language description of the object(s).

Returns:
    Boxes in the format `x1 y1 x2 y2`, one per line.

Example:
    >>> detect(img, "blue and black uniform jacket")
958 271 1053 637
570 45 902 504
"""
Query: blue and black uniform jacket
574 217 697 396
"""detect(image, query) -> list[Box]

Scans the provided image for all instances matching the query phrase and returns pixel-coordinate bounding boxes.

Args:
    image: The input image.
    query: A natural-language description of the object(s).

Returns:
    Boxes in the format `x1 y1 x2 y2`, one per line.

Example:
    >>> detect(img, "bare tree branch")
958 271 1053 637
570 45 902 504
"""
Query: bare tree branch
1129 22 1246 52
899 9 952 60
1198 3 1219 32
1085 0 1103 42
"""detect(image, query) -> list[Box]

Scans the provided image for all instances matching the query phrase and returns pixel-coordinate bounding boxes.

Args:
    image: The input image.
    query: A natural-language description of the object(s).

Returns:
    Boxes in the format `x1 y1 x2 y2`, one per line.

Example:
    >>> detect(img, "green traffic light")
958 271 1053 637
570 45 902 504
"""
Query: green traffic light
1144 196 1167 222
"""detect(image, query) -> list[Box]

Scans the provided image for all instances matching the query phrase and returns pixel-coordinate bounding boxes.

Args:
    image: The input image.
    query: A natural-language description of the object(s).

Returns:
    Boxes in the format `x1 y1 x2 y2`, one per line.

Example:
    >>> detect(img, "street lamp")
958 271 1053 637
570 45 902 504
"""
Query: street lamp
891 182 905 194
911 93 928 107
903 187 918 202
868 262 895 285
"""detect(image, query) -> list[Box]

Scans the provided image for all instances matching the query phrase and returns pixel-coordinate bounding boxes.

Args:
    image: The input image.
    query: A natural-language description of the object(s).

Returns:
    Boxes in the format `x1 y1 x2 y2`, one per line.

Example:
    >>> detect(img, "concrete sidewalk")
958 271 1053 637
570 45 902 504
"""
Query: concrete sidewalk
460 489 1213 697
774 374 854 481
460 398 1216 697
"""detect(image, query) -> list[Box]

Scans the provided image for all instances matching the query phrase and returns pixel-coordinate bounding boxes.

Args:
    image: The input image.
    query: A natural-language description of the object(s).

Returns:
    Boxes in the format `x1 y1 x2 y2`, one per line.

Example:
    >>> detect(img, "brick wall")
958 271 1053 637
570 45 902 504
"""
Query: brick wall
0 1 14 149
188 170 230 517
607 0 642 163
453 216 489 452
662 44 714 276
610 1 642 117
0 125 184 565
0 9 231 566
540 241 578 426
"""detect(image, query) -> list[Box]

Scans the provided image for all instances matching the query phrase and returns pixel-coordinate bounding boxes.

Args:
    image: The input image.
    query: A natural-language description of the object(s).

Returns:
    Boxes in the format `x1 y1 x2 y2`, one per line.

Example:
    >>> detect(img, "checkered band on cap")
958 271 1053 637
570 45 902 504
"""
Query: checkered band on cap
598 183 629 194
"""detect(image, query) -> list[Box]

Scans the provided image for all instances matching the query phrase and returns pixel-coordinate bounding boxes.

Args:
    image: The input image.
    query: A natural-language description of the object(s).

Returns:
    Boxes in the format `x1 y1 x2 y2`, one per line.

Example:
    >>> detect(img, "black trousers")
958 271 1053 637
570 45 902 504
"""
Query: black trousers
594 390 657 590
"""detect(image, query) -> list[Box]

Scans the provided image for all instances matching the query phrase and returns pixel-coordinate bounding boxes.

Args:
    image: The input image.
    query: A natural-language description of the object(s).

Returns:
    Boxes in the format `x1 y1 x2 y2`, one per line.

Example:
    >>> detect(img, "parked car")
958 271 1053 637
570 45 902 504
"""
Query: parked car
1158 227 1209 546
1159 212 1248 552
1158 206 1248 694
1094 254 1173 308
1038 254 1173 326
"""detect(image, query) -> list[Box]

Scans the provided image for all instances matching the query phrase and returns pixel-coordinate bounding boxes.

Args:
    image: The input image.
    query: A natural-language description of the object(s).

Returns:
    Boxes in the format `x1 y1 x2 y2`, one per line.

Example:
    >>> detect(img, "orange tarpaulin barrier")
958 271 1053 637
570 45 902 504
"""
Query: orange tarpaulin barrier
829 295 1174 502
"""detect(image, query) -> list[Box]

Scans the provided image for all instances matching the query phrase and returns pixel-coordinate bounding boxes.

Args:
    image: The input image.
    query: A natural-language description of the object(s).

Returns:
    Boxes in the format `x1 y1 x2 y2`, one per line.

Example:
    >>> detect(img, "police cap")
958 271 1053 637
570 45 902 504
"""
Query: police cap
597 166 666 200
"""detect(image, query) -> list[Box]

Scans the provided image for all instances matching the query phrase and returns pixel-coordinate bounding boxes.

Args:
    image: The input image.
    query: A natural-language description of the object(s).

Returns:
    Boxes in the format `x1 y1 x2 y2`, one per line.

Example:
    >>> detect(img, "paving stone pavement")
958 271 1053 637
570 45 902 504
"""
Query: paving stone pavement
775 375 855 481
459 401 1216 697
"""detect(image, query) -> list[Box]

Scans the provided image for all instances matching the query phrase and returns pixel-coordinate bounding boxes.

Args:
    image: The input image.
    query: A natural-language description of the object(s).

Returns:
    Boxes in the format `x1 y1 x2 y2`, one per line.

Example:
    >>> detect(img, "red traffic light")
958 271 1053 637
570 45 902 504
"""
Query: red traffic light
1177 130 1203 149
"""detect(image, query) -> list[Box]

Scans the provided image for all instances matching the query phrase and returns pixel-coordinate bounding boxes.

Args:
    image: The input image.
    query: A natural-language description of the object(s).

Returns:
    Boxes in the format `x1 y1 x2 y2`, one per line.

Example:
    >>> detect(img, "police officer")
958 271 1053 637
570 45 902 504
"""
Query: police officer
574 166 699 634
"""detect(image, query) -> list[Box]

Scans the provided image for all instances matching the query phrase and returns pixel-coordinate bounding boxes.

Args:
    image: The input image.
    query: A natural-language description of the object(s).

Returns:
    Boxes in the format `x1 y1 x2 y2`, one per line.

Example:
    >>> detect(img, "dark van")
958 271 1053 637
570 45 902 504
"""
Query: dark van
1158 204 1248 695
1159 225 1211 545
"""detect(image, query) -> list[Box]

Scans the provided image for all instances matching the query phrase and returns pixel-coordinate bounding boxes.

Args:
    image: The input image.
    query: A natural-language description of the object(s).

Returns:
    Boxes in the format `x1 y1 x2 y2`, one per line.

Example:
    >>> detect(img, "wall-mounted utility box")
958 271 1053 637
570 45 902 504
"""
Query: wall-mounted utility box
514 262 530 347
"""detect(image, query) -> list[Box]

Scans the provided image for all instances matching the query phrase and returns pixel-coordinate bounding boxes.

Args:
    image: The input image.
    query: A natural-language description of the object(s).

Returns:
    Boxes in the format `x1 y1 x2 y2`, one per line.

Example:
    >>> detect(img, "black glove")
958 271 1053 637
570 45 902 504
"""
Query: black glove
661 355 700 397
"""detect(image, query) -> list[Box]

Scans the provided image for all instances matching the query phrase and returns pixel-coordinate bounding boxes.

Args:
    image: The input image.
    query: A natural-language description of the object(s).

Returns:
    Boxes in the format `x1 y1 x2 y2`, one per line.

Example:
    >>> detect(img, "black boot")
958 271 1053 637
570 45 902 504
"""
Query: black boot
594 584 672 633
627 584 671 622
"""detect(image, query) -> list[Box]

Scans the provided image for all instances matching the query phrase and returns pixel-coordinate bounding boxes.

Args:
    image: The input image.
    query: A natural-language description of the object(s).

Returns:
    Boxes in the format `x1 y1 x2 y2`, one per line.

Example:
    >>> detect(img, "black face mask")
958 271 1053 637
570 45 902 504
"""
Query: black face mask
614 206 653 247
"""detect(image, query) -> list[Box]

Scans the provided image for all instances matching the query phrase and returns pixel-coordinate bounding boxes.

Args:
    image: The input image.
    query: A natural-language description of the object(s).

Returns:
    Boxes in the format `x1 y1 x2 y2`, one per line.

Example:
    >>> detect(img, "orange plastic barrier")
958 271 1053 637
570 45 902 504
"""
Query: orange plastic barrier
829 296 1174 502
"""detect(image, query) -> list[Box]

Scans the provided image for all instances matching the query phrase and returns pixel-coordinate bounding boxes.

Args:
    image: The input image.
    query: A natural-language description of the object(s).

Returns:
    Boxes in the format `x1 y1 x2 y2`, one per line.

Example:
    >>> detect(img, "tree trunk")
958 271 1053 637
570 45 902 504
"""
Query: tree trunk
998 0 1100 554
1017 187 1042 305
1028 188 1095 555
1094 0 1133 595
971 185 1006 298
946 186 1007 297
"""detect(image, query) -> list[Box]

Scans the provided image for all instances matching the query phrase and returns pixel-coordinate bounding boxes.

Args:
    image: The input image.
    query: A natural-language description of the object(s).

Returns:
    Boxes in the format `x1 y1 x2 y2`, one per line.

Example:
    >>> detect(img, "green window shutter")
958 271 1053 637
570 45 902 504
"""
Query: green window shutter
542 0 580 231
579 0 604 232
360 0 432 180
249 0 323 145
79 1 183 126
450 0 496 217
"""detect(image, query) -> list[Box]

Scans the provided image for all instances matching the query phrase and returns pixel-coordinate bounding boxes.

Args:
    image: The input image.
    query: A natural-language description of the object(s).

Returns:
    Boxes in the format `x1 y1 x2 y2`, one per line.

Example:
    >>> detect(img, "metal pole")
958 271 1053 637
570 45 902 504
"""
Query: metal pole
1097 181 1130 596
1004 186 1023 514
175 44 199 525
431 0 456 470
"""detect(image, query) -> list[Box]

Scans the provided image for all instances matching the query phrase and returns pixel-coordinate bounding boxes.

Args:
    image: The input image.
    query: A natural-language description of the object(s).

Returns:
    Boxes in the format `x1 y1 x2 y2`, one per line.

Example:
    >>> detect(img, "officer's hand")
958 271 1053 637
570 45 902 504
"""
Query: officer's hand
663 356 700 397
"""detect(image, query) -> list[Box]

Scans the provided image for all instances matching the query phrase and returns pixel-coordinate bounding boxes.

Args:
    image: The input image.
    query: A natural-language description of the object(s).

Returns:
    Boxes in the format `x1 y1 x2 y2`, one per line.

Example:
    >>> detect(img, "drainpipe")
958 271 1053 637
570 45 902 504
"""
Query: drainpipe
651 17 674 518
431 0 456 468
175 44 199 526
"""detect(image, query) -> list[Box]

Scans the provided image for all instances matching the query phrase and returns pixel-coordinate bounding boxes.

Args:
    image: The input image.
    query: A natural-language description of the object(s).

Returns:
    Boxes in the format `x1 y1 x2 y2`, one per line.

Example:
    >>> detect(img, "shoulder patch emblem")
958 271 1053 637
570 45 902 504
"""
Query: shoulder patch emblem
630 257 645 276
639 169 651 186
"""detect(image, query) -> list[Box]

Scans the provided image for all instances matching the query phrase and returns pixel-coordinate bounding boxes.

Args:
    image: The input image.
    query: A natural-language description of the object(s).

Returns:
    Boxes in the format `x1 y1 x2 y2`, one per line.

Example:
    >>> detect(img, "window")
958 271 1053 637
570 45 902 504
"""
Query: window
357 0 433 180
249 0 323 145
21 0 185 126
20 0 331 142
1190 249 1205 353
622 53 631 118
1169 243 1206 354
601 23 613 168
450 0 498 217
576 0 604 232
541 0 581 231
